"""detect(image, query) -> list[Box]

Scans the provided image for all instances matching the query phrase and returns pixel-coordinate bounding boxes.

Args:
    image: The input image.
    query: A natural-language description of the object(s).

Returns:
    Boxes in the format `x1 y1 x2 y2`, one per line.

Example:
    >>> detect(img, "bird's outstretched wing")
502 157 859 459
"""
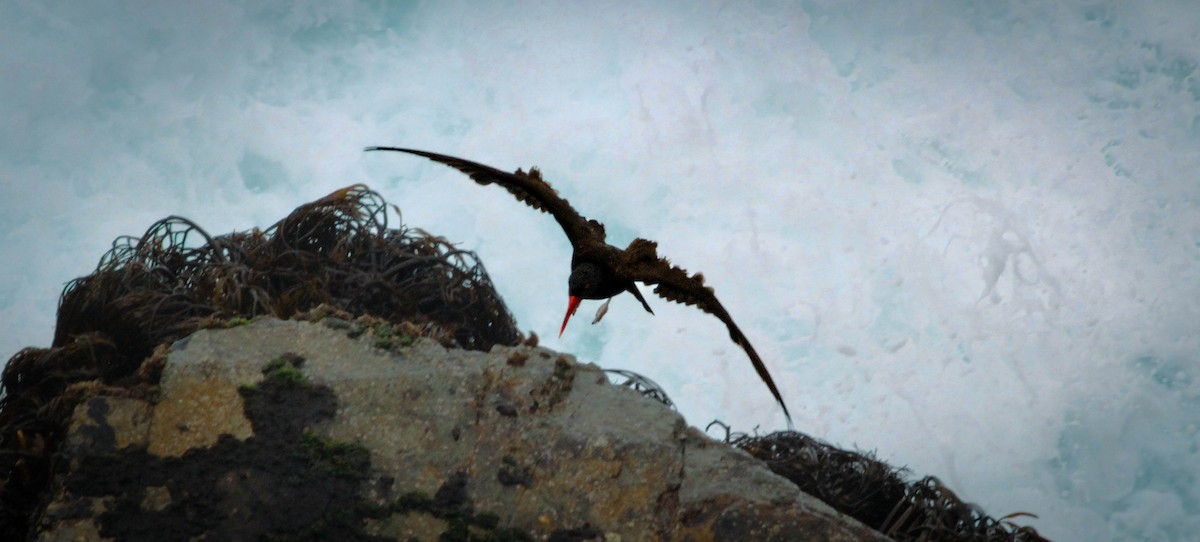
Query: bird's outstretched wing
623 238 793 428
365 147 605 248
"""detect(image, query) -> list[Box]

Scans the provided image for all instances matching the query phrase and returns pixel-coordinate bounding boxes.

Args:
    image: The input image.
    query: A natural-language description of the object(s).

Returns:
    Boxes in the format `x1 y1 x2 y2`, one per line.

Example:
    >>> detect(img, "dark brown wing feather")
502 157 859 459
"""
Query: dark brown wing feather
365 147 604 248
623 239 793 427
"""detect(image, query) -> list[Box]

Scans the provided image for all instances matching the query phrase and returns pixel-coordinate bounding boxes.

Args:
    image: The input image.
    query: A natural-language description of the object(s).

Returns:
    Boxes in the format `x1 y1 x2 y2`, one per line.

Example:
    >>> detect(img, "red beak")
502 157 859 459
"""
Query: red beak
559 295 582 337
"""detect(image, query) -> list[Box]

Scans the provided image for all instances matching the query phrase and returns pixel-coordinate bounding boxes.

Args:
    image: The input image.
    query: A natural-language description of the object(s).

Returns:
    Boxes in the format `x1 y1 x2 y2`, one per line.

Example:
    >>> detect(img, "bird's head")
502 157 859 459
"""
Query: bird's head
560 262 603 337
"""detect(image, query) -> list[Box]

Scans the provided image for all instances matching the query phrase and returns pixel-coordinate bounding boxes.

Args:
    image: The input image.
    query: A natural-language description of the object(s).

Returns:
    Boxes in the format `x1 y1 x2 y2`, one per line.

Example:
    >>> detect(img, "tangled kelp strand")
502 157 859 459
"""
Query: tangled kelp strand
603 368 675 410
734 431 1051 542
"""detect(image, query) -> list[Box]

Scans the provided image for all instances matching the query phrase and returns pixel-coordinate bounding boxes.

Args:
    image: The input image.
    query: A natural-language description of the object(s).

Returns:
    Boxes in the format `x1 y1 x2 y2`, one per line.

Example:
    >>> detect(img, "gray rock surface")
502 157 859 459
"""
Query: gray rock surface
35 318 888 541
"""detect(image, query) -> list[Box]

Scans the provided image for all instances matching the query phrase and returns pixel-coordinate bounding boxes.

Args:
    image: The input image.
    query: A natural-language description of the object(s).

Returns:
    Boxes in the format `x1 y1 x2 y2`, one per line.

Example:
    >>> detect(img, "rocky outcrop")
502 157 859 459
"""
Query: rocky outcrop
34 318 887 541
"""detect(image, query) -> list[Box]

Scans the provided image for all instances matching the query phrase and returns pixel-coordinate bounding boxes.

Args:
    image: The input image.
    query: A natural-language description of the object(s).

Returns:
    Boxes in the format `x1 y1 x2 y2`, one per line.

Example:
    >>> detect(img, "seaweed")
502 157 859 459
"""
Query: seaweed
734 432 1052 542
602 368 675 410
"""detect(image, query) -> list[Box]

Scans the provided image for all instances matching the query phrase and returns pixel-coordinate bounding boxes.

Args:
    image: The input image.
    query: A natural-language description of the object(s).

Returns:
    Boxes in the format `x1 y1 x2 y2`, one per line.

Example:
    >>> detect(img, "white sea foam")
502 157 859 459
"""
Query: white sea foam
1 2 1197 540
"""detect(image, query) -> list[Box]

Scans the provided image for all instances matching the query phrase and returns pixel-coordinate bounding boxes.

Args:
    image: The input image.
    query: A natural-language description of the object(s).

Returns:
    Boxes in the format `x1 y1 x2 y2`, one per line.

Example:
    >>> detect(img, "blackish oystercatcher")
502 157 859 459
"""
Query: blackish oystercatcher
366 147 792 427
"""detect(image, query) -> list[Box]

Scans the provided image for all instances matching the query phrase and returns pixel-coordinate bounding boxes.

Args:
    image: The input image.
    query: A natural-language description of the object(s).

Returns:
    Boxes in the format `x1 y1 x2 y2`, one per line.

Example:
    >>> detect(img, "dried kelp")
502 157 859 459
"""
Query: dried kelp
735 432 1051 542
0 184 520 539
603 368 675 410
52 184 518 359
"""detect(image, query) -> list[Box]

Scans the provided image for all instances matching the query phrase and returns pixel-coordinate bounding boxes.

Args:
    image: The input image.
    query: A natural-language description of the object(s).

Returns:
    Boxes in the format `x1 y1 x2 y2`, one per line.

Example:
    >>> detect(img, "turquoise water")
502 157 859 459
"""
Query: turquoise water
2 2 1197 539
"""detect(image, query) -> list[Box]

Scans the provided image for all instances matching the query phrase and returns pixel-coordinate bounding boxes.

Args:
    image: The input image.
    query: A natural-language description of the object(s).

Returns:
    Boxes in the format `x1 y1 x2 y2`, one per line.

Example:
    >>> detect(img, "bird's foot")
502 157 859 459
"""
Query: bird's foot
591 298 611 325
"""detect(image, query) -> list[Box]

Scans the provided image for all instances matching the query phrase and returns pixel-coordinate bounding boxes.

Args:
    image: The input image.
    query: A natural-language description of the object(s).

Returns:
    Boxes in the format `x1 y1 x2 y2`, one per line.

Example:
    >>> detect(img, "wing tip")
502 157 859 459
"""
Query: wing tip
364 146 417 154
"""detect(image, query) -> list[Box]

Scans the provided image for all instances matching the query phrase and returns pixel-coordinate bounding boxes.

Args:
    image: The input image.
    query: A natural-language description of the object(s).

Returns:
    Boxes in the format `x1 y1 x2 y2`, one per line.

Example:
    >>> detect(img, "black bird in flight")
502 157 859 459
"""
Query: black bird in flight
365 147 792 427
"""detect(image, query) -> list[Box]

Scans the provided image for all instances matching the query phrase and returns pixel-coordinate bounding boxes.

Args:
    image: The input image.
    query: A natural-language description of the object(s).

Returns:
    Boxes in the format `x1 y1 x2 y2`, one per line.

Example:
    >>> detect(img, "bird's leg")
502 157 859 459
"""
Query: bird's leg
591 298 612 325
627 284 654 315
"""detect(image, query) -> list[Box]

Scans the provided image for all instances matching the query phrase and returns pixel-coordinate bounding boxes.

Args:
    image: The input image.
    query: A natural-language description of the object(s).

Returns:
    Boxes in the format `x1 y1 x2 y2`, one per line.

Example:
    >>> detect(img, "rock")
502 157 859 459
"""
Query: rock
34 318 887 541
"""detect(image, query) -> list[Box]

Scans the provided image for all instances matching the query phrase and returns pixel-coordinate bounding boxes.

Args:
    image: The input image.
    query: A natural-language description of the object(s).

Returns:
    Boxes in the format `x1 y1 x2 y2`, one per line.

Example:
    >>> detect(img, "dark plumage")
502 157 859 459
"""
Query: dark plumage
366 147 792 427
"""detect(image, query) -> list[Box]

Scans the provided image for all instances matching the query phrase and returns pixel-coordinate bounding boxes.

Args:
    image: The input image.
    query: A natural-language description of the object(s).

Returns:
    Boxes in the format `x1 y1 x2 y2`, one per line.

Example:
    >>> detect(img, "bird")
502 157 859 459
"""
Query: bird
365 147 793 428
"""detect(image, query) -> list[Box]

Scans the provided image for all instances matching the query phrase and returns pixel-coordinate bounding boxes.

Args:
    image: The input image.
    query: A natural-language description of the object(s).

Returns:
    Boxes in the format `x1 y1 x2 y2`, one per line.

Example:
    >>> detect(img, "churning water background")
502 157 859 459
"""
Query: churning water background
2 2 1198 540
